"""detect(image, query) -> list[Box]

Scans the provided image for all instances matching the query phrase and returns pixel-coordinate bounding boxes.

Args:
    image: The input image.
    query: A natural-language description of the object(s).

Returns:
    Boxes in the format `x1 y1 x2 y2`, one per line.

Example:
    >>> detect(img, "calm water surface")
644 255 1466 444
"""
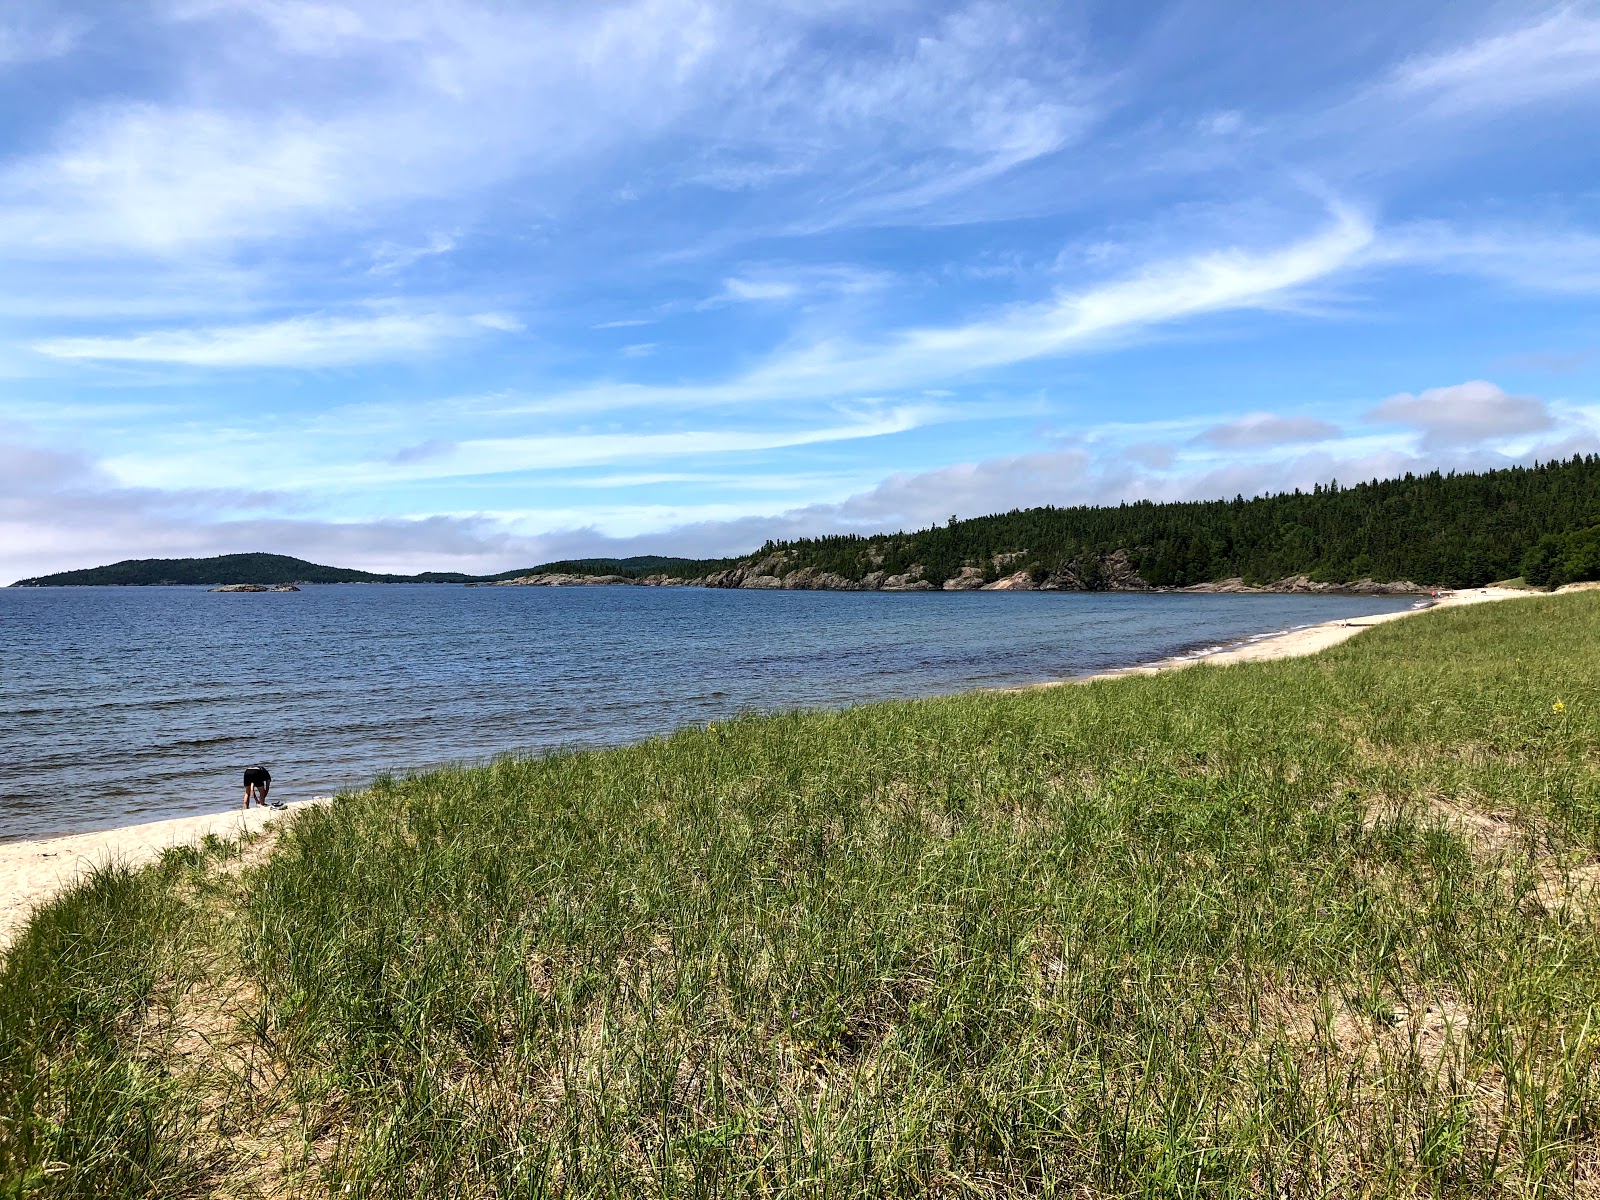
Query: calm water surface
0 585 1415 839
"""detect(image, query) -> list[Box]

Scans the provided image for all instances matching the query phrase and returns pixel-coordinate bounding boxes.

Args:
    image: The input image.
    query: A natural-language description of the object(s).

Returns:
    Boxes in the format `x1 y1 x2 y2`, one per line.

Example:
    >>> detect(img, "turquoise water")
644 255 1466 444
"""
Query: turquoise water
0 585 1415 839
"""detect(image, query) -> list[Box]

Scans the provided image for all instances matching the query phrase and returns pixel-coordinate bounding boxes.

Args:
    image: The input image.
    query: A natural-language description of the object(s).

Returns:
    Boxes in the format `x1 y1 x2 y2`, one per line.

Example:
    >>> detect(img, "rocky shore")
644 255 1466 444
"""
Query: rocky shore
482 548 1434 596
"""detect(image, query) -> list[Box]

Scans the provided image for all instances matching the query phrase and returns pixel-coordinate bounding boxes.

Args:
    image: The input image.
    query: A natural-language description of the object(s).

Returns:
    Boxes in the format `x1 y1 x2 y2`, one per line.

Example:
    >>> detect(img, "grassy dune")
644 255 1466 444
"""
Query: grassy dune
4 594 1600 1197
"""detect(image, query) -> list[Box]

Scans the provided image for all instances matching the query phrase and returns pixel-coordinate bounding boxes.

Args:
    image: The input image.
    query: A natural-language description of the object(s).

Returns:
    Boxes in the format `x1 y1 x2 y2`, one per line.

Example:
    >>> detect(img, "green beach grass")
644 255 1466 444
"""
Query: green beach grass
4 593 1600 1197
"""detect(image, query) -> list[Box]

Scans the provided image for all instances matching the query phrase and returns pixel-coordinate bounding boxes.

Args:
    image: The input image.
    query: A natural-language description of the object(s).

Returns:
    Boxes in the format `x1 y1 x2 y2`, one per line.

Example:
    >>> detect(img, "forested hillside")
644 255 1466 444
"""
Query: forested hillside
653 455 1600 590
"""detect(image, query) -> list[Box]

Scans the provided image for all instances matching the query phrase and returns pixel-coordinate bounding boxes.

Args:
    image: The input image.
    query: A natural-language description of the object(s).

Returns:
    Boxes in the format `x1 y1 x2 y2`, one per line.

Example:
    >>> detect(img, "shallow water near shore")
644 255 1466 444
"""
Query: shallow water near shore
0 584 1414 839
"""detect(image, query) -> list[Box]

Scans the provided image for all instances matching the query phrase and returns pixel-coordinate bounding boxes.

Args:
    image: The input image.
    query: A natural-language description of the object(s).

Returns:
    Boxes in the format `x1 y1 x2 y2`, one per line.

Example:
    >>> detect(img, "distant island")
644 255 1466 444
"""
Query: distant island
13 456 1600 591
9 552 700 588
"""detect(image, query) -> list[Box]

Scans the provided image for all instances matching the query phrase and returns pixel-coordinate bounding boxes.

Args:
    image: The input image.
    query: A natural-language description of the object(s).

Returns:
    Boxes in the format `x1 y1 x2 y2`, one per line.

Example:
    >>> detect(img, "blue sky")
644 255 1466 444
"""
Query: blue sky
2 0 1598 582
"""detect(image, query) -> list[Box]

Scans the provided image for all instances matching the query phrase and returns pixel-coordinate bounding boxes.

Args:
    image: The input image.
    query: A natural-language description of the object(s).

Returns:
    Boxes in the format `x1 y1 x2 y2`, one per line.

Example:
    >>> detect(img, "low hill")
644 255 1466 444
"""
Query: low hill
9 553 705 587
7 553 471 587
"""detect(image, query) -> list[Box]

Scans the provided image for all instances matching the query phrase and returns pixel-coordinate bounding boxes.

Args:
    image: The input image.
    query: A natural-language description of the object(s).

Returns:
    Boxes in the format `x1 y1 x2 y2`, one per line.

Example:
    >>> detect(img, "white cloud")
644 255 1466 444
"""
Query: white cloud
1 0 738 256
1376 221 1600 294
1392 7 1600 114
513 204 1375 416
690 2 1099 225
369 230 458 275
8 0 1093 264
471 312 523 333
0 106 345 255
707 264 894 307
90 403 948 493
345 406 941 485
1195 413 1342 449
734 204 1373 395
1365 380 1555 449
32 310 518 368
720 278 801 303
1197 110 1243 137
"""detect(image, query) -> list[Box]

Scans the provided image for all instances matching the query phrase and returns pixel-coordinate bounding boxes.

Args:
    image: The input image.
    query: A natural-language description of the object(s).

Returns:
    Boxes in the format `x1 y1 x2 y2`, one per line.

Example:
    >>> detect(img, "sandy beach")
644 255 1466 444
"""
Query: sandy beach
0 583 1576 952
1075 584 1541 683
0 799 328 949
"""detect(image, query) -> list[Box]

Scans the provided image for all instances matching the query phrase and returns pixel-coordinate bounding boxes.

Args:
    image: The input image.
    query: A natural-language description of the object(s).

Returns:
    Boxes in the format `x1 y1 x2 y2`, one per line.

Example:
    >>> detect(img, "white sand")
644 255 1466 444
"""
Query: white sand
983 584 1556 696
0 799 328 950
1077 584 1536 682
2 582 1585 952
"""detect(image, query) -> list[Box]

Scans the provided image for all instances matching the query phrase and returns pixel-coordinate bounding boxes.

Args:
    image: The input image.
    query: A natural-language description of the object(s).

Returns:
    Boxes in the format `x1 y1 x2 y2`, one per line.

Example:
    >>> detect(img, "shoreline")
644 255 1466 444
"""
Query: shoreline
0 799 328 949
0 584 1577 950
1007 584 1541 690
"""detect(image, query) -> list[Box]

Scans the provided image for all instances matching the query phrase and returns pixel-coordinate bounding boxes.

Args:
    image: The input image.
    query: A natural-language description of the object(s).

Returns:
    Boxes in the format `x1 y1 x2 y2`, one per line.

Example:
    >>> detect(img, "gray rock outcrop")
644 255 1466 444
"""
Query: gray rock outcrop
941 567 987 591
492 573 639 587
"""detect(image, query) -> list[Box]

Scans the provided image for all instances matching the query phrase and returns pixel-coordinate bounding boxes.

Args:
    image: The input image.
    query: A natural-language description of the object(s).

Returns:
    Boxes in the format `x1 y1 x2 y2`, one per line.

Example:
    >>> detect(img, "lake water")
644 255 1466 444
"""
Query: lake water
0 585 1416 840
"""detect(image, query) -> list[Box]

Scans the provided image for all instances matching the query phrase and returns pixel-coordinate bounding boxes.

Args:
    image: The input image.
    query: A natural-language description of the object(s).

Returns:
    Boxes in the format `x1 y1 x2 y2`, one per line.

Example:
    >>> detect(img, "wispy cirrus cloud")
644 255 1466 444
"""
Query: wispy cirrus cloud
32 309 522 368
1390 6 1600 115
1372 221 1600 294
0 0 737 257
0 106 347 256
510 204 1376 417
369 230 458 275
106 404 948 491
2 0 1095 265
706 265 893 307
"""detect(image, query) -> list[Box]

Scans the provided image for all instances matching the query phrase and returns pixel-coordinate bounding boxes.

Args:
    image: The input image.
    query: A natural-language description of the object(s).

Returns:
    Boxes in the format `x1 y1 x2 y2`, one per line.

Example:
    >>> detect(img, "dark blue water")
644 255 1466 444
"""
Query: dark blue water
0 585 1416 839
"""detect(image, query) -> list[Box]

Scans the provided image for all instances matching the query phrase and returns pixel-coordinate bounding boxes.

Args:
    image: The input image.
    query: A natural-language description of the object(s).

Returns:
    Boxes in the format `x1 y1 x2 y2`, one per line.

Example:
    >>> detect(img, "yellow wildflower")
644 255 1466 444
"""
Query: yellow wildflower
1552 700 1566 714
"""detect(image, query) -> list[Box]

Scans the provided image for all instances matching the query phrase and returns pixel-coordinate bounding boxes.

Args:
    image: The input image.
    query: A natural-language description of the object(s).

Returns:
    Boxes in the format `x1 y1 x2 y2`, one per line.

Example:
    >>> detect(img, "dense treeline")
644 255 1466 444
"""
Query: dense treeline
1522 524 1600 588
679 455 1600 589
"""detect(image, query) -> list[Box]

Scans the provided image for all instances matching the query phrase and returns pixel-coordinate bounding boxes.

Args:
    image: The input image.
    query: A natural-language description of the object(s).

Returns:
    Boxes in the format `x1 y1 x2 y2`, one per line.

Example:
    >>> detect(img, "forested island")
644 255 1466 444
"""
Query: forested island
8 552 698 588
13 456 1600 591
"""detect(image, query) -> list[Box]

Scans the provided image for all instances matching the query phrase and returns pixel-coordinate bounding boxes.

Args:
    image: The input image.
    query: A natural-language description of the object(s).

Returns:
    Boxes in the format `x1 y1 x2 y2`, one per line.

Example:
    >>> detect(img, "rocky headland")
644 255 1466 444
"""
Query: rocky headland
483 548 1433 596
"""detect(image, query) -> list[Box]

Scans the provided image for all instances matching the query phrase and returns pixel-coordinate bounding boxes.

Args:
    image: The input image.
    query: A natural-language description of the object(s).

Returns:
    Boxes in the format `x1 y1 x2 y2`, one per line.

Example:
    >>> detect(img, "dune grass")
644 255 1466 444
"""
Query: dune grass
3 593 1600 1197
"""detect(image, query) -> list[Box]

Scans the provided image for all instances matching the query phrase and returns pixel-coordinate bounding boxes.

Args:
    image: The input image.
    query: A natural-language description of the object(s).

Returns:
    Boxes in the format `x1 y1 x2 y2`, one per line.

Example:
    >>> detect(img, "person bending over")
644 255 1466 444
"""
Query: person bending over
243 764 273 809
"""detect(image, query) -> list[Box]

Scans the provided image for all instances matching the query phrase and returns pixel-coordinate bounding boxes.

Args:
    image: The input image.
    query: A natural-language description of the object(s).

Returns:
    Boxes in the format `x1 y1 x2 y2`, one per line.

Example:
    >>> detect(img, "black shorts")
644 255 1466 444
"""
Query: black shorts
243 767 271 788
